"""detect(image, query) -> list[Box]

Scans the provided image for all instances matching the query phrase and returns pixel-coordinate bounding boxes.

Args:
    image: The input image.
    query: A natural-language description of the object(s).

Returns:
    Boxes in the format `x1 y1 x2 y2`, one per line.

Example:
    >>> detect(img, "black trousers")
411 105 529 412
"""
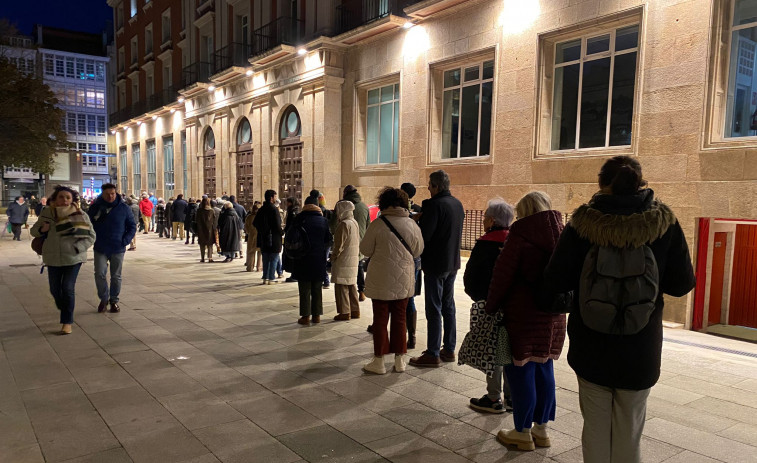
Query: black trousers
11 223 22 240
357 263 365 292
298 280 323 317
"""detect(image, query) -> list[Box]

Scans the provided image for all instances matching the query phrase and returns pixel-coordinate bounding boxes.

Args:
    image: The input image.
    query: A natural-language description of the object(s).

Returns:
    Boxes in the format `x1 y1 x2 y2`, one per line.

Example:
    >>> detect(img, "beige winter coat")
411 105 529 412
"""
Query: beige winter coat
360 206 424 301
331 201 360 285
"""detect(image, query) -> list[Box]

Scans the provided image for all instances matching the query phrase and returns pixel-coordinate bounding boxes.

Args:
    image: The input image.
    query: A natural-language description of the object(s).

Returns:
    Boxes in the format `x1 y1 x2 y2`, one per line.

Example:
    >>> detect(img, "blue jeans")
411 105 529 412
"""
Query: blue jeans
424 270 457 357
94 252 125 303
505 360 556 431
277 251 283 276
48 263 82 324
262 252 280 281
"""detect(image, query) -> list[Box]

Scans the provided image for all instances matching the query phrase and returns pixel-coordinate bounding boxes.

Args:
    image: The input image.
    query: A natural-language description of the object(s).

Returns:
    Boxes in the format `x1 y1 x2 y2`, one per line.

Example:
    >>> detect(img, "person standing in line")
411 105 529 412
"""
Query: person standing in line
31 186 96 334
244 202 263 272
275 197 286 278
282 197 300 282
126 197 139 251
342 185 370 301
87 183 136 314
211 199 222 254
171 194 188 240
6 196 29 241
253 190 283 284
155 198 169 238
139 194 153 235
165 197 174 239
331 200 361 321
148 192 158 232
544 156 695 462
361 187 424 374
218 202 241 262
184 198 198 244
229 195 246 259
410 170 465 368
463 198 514 414
400 182 422 348
195 197 216 263
292 196 332 325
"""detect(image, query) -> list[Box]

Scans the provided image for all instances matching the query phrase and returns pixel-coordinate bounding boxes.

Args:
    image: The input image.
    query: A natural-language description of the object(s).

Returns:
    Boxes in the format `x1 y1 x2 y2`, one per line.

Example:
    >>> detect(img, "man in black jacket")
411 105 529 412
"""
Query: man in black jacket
253 190 283 284
171 194 188 240
410 170 465 368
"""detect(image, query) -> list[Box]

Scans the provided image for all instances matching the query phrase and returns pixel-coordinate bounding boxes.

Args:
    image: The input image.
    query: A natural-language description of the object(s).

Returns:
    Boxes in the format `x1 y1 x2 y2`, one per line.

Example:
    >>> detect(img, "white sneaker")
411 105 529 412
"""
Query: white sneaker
394 354 406 372
363 356 386 375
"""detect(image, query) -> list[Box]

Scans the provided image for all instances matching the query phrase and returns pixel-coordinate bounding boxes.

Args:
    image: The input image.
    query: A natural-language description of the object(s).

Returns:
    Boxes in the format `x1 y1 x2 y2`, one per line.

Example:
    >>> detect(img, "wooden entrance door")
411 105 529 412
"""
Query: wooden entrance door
203 151 216 198
728 224 757 328
279 142 302 204
709 232 728 326
237 149 254 208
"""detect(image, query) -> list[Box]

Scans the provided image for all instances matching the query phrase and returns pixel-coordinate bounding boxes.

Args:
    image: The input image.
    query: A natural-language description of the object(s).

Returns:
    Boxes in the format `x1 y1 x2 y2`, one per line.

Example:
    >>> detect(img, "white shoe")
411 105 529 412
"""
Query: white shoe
531 423 551 447
394 354 406 372
363 356 386 375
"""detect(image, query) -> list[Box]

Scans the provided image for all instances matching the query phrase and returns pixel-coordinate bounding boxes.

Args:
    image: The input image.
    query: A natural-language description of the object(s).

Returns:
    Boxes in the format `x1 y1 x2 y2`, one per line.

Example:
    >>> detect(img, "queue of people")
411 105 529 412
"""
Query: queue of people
17 156 695 463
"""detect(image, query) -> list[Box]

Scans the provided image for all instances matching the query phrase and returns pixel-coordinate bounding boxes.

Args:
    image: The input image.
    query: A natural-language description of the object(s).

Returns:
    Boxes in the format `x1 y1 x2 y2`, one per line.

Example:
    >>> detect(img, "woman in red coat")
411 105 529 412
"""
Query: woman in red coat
485 191 566 451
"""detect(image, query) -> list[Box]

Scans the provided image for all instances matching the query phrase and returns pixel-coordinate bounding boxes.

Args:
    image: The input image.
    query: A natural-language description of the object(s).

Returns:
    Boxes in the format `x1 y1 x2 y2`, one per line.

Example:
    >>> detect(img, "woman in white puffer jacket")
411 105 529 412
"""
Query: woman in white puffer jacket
360 187 424 374
331 200 361 320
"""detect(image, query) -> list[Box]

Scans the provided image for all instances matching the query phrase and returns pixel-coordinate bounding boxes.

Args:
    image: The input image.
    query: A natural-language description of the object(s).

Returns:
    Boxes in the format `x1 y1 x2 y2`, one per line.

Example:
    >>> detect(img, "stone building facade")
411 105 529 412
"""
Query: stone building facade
110 0 757 332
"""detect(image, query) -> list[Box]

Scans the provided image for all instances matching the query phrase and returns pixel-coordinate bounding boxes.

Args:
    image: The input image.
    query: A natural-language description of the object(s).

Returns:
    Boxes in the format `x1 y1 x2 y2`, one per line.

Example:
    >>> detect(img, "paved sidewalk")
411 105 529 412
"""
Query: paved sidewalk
1 229 756 462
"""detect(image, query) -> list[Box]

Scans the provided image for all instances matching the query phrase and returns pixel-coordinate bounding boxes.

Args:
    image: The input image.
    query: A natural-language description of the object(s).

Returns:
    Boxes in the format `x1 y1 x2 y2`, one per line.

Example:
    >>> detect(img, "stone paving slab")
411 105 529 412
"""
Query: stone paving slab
2 230 757 462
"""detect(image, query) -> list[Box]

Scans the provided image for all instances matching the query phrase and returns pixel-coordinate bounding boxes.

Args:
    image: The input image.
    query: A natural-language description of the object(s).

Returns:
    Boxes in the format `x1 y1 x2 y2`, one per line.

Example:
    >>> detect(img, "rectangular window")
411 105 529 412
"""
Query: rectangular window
67 113 77 134
44 55 53 75
182 131 187 196
65 57 75 78
145 24 153 55
130 0 137 17
118 48 125 73
77 114 87 135
97 116 106 136
86 115 96 136
55 56 64 76
162 10 171 44
131 37 138 65
366 84 400 164
120 146 128 193
725 1 757 137
76 59 85 80
95 62 105 82
132 143 141 195
146 140 157 191
163 136 174 197
551 25 639 150
442 60 494 158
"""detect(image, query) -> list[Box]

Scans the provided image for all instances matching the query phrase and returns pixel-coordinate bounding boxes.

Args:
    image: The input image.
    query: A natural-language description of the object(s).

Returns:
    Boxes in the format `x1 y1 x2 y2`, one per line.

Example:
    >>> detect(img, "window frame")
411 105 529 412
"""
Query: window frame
132 143 141 196
120 146 128 194
146 139 157 191
163 135 174 197
352 74 402 171
534 11 643 159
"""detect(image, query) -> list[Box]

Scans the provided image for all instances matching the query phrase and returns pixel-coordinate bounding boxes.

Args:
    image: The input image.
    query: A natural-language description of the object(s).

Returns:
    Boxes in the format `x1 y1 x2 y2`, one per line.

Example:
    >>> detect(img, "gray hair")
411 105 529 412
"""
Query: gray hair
429 170 450 192
485 197 514 228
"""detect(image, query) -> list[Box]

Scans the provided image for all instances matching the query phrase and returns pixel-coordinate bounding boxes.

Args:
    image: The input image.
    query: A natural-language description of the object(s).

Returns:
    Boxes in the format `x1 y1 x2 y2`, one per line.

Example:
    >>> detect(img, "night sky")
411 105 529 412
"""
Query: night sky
0 0 113 36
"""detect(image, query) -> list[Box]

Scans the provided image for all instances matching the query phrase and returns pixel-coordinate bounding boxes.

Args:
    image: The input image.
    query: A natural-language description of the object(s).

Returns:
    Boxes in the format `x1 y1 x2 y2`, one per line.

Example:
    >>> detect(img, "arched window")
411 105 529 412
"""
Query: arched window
280 106 301 140
237 118 252 146
204 128 215 151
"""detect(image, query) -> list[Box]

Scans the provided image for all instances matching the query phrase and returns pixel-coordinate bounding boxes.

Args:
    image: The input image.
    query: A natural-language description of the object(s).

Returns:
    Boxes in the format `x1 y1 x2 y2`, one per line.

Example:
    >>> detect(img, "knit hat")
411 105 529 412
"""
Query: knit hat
304 196 319 206
343 185 357 196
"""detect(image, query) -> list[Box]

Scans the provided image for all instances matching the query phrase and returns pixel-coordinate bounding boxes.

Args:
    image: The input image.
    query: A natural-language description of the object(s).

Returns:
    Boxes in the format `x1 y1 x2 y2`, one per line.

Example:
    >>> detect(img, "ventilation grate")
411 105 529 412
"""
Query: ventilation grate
664 337 757 359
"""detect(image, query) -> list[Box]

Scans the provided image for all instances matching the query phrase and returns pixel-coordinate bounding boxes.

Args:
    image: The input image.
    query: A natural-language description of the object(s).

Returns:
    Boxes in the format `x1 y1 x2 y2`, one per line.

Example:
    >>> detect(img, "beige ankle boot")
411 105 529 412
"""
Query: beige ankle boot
496 428 535 451
363 356 386 375
531 423 550 447
394 354 406 372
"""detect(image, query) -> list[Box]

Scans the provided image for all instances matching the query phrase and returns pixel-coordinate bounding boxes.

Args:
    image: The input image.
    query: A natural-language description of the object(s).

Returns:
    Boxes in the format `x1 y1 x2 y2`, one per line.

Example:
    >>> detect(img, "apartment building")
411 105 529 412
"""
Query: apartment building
109 0 757 336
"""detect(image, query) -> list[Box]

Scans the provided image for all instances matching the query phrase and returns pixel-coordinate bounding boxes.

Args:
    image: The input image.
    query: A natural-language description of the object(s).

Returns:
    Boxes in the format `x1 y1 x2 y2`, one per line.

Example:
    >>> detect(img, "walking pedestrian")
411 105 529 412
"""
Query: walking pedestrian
484 192 566 451
139 194 153 234
218 202 241 262
6 196 29 241
35 197 47 217
28 195 39 217
253 190 283 284
342 185 370 301
87 183 137 314
361 187 424 374
331 200 360 321
244 202 263 271
184 198 198 244
31 186 96 334
291 196 332 325
195 197 216 262
409 170 464 368
544 156 696 462
171 194 188 240
126 197 139 251
461 198 514 414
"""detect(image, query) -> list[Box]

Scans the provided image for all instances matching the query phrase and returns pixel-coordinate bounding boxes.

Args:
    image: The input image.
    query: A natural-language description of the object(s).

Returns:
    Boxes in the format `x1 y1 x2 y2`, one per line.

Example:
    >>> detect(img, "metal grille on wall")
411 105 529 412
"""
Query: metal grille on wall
460 210 573 251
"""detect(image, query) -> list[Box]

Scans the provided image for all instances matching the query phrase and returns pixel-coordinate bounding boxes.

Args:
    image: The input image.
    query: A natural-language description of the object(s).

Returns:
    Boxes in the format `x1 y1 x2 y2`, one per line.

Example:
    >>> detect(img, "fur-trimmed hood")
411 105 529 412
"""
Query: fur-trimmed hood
569 189 676 248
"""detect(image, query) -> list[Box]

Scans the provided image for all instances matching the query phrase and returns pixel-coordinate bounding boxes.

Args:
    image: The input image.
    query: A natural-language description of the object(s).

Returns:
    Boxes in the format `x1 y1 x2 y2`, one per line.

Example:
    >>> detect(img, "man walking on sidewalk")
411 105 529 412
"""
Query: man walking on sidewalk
6 196 29 241
139 194 153 235
410 170 464 368
88 184 136 313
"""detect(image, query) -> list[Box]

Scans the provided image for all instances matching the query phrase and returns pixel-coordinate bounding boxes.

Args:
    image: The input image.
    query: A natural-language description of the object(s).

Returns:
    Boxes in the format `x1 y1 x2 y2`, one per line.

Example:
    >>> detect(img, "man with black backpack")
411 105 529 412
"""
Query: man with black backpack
253 190 283 284
544 156 695 463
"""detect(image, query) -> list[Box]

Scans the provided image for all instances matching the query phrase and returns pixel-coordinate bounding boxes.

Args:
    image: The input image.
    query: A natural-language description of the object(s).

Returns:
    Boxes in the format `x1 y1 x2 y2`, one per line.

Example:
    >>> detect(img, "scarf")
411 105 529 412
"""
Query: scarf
54 205 92 237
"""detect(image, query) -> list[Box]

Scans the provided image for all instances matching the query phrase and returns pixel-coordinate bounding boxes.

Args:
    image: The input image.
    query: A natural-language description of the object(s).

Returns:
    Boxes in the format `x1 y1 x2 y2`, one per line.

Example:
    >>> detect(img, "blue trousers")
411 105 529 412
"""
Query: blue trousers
424 270 457 357
94 251 124 303
47 263 82 324
262 252 280 281
505 360 557 431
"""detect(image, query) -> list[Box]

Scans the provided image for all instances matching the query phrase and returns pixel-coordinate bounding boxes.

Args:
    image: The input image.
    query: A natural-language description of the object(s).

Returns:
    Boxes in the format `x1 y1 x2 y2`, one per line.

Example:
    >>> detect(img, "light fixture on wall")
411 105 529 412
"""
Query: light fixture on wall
297 48 307 56
208 85 216 92
110 130 116 134
245 69 253 76
170 108 176 113
178 96 185 103
152 115 157 120
403 21 414 29
136 120 142 126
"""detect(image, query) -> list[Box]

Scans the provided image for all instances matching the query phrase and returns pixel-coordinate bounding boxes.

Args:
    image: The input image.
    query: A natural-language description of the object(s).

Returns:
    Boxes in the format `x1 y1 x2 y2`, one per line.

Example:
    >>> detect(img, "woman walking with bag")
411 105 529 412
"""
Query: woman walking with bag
31 186 96 335
331 200 360 321
361 187 424 374
459 198 514 414
485 191 566 451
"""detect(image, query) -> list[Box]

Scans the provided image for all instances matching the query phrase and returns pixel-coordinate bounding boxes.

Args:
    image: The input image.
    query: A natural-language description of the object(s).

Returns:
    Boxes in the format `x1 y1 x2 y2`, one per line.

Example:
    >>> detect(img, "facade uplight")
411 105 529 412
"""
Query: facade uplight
178 96 185 103
208 85 216 92
152 115 157 120
246 69 253 76
136 120 142 126
403 22 414 29
170 108 176 113
297 48 307 56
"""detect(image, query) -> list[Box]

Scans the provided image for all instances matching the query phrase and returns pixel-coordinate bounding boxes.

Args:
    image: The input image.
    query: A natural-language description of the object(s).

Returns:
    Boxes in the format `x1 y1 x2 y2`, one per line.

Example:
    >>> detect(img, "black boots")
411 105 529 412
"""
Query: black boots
407 311 417 349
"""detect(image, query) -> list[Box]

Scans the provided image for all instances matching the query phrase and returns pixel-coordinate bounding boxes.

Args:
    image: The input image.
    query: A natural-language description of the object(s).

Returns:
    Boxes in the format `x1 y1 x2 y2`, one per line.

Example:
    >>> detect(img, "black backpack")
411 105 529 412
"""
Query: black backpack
579 244 659 335
284 217 311 260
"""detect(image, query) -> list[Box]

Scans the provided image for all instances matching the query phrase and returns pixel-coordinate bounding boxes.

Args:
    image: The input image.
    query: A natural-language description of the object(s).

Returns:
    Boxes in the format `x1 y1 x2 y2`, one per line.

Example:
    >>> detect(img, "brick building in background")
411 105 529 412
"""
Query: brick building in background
108 0 757 339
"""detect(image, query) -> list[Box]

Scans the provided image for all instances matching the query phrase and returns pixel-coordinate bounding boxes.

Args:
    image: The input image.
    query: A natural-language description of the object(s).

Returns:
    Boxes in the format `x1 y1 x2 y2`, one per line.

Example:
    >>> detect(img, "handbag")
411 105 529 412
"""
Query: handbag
31 236 46 255
458 301 511 377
